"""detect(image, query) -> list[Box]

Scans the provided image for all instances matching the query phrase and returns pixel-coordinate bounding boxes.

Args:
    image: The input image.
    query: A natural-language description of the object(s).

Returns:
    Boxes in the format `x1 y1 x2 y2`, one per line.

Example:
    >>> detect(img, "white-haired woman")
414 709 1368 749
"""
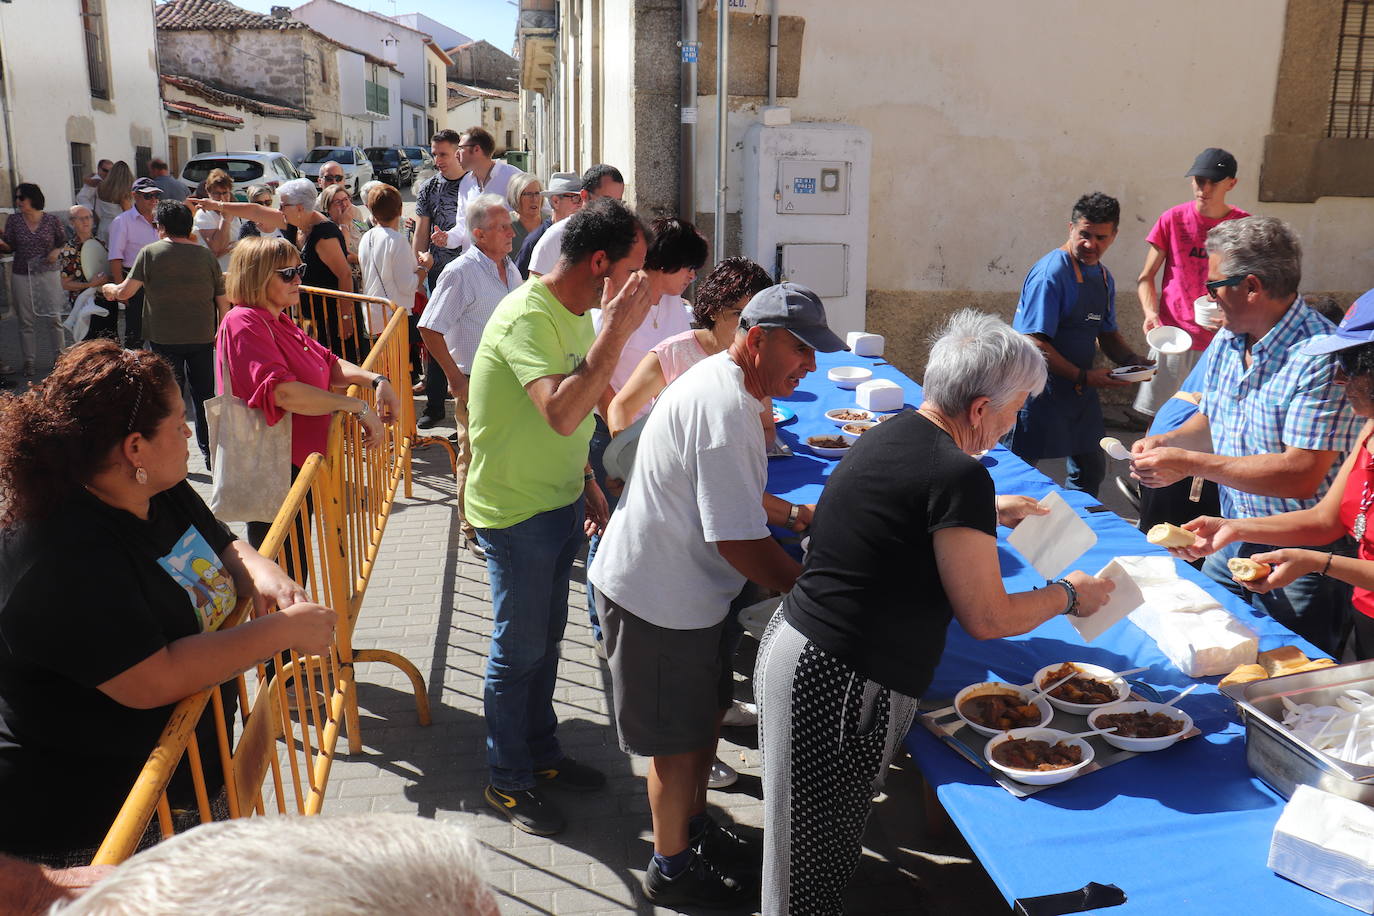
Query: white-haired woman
754 310 1114 916
191 178 358 359
506 172 545 260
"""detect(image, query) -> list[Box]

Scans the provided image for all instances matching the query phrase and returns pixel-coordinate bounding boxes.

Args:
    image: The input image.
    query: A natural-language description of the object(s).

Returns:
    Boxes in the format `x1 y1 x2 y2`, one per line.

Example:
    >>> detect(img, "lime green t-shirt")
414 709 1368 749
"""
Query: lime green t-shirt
465 279 596 530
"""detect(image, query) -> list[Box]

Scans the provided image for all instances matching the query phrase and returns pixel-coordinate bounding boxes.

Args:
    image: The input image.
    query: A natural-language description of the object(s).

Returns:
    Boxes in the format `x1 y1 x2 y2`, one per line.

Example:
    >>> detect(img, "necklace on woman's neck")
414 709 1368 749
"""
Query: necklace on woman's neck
917 406 961 445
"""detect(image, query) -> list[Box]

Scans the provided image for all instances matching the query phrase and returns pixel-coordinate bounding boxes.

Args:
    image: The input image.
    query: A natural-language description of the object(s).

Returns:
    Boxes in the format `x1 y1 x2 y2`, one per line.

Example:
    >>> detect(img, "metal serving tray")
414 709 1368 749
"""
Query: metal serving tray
919 682 1200 799
1222 658 1374 805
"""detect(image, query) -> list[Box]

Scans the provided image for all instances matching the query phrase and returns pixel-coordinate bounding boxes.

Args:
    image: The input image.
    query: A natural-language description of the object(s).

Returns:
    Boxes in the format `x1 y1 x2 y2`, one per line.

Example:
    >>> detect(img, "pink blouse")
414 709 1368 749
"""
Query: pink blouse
652 329 711 385
216 306 339 468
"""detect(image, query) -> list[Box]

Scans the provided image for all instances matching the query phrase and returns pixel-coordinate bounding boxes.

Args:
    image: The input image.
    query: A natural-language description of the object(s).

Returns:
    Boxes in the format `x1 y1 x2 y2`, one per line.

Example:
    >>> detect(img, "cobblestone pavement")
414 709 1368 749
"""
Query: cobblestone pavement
1 307 1023 914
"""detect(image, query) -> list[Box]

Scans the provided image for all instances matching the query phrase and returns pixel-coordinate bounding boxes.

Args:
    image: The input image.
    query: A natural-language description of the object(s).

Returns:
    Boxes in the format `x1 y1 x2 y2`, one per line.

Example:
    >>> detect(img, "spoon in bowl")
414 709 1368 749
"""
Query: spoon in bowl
1161 683 1200 707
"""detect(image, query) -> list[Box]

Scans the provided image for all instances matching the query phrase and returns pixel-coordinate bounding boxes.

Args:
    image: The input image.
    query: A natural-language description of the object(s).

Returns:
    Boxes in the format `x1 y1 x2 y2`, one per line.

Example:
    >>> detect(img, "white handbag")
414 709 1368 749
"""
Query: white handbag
206 333 293 523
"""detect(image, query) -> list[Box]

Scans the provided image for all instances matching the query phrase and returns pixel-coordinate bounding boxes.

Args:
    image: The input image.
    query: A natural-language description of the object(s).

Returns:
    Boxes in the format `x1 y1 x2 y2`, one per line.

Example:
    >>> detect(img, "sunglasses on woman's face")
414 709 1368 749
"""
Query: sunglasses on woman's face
274 264 307 282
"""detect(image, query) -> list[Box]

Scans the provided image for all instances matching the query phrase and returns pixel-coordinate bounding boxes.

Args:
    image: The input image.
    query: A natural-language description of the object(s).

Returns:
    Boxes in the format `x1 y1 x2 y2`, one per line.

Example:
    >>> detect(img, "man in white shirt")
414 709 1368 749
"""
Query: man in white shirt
588 283 846 908
528 164 625 278
432 127 520 255
418 193 521 551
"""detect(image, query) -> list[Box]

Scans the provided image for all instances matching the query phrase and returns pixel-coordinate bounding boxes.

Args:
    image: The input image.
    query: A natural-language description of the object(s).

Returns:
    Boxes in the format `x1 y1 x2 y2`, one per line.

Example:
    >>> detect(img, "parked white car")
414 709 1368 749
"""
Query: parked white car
297 146 375 200
179 151 303 200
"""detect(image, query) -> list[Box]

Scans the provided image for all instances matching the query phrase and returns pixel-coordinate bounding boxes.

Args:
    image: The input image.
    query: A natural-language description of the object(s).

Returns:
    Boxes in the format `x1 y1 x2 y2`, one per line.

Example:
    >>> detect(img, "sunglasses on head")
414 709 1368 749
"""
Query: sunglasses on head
274 264 307 282
321 174 345 183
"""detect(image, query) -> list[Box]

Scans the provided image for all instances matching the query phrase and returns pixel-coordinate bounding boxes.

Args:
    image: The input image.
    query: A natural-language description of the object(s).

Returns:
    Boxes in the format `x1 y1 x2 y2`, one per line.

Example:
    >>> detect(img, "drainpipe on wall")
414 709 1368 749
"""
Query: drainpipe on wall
678 0 695 225
713 0 729 264
767 0 779 108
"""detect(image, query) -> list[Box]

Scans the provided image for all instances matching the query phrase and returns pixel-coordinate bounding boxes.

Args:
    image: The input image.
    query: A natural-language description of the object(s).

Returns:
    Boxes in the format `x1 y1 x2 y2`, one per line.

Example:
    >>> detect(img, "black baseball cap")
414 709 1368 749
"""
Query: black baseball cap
740 282 848 352
1186 148 1238 181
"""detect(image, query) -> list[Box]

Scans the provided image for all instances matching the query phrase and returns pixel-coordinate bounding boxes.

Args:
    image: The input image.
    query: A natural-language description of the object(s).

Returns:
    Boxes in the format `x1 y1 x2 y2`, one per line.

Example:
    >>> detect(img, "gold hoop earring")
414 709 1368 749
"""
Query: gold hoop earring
135 467 148 485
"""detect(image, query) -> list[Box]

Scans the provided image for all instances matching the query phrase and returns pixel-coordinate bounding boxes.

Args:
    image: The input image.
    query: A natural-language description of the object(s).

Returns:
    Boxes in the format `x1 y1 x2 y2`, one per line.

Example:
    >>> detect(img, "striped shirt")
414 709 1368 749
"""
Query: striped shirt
418 245 522 375
1199 298 1362 518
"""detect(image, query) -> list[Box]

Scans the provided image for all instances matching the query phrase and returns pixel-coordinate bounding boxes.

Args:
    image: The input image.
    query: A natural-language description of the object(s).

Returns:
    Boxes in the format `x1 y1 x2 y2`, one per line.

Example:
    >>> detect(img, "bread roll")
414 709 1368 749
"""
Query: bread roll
1291 658 1337 674
1258 645 1310 677
1146 523 1198 548
1219 663 1269 688
1227 557 1272 582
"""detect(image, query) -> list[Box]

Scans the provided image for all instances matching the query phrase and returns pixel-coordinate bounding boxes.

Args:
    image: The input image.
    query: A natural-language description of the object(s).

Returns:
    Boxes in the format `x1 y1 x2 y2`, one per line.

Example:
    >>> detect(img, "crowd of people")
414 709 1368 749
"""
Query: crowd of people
3 131 1374 916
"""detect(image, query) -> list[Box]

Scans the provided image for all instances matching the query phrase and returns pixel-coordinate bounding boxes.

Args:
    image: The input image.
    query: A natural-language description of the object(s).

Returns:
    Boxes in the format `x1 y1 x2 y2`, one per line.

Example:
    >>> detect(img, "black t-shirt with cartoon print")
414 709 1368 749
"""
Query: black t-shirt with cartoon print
0 481 238 857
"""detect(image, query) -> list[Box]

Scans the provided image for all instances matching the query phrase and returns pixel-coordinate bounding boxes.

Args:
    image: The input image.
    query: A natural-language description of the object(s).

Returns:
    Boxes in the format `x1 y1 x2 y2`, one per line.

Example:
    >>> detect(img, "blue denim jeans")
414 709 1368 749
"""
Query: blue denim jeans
476 497 586 791
1064 449 1106 499
1202 539 1353 657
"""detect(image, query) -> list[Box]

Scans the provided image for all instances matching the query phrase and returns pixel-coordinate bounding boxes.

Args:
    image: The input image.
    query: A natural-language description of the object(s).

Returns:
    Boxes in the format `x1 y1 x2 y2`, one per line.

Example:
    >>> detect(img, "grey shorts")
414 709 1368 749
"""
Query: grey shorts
597 593 734 757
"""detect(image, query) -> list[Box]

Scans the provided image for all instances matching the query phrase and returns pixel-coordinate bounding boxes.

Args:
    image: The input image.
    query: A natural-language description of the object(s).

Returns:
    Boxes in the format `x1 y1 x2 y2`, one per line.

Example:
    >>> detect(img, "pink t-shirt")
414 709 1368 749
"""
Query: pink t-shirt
652 328 711 385
1146 202 1250 350
216 306 339 468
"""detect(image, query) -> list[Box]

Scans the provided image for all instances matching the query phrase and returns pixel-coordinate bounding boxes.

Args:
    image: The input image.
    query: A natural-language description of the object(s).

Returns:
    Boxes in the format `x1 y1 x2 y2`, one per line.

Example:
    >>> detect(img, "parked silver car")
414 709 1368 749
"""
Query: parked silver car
179 151 302 200
297 146 375 200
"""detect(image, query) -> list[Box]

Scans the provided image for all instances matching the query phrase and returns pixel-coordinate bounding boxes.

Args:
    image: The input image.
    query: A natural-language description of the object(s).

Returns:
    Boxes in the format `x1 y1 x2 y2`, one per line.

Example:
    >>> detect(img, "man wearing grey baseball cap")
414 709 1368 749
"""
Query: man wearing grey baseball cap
588 282 843 906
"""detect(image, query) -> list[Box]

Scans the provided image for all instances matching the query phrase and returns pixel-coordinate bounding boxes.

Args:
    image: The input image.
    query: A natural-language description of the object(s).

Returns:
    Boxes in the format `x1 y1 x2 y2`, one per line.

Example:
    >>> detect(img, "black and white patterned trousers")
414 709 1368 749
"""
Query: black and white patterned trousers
756 609 918 916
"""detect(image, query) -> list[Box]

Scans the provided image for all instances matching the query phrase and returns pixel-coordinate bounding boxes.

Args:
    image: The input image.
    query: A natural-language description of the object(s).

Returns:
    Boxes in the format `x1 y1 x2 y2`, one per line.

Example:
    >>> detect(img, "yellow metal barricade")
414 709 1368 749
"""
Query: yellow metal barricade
93 455 349 865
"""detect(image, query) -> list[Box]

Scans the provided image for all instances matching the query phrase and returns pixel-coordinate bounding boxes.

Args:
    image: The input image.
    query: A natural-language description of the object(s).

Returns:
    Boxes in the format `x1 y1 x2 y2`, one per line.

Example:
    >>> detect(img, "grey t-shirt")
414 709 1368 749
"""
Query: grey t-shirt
129 240 223 345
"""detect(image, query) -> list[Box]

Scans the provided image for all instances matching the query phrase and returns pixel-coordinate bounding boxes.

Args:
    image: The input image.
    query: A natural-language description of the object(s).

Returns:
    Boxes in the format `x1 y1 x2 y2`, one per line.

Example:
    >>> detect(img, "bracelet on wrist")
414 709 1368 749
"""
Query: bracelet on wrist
1050 577 1079 616
583 472 594 483
1322 552 1334 576
786 503 801 530
371 375 385 389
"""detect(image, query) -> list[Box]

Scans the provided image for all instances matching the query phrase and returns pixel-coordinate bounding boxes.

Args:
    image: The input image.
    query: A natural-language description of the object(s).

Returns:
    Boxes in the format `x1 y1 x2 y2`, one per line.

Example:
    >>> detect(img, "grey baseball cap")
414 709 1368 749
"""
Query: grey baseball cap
740 282 848 352
541 172 580 196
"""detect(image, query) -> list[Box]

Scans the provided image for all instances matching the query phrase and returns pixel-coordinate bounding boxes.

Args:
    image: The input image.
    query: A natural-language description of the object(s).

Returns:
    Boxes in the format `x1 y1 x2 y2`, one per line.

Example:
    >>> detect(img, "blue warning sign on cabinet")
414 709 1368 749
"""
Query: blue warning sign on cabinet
793 177 817 195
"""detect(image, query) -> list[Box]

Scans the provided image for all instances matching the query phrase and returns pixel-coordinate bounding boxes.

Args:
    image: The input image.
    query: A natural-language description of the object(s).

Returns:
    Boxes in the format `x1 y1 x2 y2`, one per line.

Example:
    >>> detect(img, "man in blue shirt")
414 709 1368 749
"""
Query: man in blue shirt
1131 217 1360 653
1007 192 1150 497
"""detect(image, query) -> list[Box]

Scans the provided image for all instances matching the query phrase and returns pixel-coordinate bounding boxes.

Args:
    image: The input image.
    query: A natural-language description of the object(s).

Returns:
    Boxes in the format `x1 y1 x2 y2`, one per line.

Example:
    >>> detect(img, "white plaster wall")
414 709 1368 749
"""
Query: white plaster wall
694 0 1374 295
0 0 166 208
293 0 427 111
599 0 634 180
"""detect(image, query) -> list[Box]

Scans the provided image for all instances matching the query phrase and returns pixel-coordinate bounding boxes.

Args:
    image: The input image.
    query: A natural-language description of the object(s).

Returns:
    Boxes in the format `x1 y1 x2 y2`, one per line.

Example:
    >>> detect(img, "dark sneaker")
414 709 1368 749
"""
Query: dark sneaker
535 756 606 792
417 414 443 430
694 816 763 874
484 785 565 836
643 851 753 908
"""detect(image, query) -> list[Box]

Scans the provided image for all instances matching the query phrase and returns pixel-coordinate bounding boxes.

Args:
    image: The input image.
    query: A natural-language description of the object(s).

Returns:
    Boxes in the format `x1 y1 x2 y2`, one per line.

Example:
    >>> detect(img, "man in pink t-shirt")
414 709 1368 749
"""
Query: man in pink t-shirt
1134 148 1250 416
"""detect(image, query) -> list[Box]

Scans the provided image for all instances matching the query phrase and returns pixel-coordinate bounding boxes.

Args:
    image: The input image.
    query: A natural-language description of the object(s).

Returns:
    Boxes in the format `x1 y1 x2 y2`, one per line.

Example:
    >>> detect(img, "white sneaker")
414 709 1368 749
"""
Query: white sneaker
721 700 758 727
708 758 738 789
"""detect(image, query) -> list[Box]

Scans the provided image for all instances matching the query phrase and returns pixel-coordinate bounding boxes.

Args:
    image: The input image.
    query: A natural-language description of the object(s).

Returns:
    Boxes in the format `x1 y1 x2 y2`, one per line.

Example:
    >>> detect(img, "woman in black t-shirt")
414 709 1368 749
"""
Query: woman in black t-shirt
0 341 337 864
191 179 364 361
755 311 1114 916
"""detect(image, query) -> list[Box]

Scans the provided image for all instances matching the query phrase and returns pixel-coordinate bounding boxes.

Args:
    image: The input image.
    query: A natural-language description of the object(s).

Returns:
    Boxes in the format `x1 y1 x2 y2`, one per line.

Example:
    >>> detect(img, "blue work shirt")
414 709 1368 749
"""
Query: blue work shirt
1007 248 1117 460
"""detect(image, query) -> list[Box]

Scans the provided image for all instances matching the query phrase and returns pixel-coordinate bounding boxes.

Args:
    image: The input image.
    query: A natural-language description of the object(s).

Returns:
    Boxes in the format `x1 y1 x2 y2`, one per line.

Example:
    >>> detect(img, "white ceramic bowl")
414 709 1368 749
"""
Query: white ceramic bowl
1109 365 1156 383
1033 662 1130 715
953 681 1054 737
984 727 1095 786
805 435 851 459
1087 700 1194 753
839 421 876 441
1146 325 1192 355
825 407 875 427
828 366 874 389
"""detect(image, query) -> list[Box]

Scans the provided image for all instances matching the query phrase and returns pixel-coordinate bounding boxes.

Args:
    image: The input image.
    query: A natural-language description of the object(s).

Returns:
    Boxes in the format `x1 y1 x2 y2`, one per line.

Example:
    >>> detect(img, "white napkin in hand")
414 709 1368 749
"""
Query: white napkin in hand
1270 784 1374 913
1006 491 1097 579
1069 559 1145 642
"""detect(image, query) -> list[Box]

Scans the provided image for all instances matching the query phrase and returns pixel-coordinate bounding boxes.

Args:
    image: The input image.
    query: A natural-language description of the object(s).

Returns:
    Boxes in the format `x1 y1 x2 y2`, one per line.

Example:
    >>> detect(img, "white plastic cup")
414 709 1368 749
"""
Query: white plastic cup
1193 295 1224 331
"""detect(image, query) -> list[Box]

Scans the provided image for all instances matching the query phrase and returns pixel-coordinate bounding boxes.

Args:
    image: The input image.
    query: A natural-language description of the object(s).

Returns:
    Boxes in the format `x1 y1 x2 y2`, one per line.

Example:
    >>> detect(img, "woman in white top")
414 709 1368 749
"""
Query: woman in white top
607 256 773 436
93 160 132 246
357 183 422 336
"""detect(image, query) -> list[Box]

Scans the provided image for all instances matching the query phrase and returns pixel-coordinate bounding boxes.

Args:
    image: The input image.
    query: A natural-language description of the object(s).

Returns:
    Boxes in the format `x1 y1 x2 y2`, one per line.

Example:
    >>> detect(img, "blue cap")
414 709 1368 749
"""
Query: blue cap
1301 289 1374 355
740 282 848 352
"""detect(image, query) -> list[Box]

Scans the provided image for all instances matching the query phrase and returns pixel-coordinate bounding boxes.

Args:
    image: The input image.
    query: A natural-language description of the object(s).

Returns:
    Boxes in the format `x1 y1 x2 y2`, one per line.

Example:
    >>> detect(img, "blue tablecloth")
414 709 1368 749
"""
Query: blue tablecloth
767 350 1342 915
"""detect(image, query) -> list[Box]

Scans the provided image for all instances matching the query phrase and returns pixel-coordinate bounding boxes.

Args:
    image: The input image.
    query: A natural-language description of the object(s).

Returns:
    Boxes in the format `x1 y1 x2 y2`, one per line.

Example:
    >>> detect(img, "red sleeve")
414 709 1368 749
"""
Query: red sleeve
219 310 296 427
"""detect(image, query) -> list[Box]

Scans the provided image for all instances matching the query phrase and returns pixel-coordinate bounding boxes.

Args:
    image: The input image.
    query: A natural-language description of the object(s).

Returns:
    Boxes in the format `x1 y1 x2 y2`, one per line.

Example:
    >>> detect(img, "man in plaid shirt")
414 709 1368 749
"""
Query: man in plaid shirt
1131 217 1360 654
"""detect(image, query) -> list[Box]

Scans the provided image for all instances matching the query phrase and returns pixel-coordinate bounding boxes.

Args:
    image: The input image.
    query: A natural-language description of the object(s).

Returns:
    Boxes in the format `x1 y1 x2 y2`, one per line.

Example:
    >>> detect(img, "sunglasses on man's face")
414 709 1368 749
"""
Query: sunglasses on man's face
1205 274 1247 293
274 264 307 282
321 174 345 183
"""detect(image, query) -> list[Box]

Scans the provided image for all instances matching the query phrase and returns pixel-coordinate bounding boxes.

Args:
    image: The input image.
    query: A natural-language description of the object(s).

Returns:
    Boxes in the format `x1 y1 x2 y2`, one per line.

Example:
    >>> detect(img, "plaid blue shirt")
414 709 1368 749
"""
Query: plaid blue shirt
1199 298 1361 518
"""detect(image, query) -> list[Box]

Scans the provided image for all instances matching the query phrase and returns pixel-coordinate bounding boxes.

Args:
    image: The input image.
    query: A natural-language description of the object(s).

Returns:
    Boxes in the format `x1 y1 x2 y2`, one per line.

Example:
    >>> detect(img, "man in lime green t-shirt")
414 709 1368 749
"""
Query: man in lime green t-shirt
467 197 652 836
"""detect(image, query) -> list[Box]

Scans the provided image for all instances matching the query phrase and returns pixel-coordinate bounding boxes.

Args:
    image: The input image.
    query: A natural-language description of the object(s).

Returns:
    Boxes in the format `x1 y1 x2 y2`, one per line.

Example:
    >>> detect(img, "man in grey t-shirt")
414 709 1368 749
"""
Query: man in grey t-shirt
588 283 845 908
101 200 227 464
